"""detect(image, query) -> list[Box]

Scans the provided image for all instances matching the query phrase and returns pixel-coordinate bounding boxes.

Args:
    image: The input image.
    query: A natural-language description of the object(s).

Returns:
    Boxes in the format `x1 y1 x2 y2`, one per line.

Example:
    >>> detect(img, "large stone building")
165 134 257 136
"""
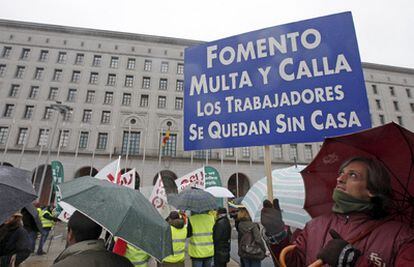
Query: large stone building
1 19 413 204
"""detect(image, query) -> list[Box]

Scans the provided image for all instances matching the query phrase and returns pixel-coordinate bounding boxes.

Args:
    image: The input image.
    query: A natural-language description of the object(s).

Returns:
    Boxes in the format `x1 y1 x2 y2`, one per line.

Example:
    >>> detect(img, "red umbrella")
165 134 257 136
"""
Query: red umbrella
301 122 414 227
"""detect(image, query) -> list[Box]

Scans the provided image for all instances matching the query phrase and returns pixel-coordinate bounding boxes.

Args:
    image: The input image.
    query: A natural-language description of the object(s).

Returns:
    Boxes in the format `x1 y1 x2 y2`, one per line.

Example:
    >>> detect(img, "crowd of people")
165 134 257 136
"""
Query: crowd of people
1 156 414 267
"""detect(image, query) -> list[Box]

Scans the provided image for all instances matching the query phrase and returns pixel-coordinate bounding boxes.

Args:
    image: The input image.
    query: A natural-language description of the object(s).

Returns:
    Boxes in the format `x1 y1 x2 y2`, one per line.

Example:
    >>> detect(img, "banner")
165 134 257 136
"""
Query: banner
94 157 121 183
51 160 64 186
149 174 169 217
204 166 223 207
175 167 205 192
184 12 371 150
119 168 136 189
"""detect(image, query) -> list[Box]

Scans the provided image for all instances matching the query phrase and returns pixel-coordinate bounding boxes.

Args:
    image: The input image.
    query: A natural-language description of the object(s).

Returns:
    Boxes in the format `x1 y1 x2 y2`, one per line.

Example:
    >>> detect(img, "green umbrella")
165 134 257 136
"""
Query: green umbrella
58 176 172 260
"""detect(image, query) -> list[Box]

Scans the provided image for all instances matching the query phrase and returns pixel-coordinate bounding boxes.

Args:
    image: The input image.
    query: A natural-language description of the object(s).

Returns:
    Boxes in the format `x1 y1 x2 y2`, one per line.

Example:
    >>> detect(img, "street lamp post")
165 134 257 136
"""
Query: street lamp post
37 101 72 204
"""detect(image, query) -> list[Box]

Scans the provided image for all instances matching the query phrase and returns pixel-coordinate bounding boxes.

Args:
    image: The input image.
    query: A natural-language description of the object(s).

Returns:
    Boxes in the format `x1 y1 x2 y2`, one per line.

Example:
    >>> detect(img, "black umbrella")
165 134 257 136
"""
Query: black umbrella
0 166 37 224
169 188 217 213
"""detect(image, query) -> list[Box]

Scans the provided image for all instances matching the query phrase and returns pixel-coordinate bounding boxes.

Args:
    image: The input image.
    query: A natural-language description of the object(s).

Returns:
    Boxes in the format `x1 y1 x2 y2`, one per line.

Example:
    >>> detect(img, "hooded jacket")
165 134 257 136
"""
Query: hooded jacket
52 239 133 267
276 212 414 266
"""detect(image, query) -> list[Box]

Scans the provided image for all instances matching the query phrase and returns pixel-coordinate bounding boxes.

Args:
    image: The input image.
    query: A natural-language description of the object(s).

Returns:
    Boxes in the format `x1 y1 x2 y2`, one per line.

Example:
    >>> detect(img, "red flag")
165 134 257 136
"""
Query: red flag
162 129 170 146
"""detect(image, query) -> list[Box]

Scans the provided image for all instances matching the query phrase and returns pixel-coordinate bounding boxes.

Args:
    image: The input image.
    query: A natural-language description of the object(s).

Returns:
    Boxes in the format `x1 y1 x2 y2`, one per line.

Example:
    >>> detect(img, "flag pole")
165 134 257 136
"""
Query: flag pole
125 124 131 170
1 118 15 165
17 127 30 168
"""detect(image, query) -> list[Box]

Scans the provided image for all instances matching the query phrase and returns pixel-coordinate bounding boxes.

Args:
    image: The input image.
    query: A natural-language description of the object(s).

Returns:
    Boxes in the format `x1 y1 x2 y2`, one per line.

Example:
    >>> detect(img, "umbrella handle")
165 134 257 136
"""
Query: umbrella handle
279 244 323 267
279 244 296 267
308 259 323 267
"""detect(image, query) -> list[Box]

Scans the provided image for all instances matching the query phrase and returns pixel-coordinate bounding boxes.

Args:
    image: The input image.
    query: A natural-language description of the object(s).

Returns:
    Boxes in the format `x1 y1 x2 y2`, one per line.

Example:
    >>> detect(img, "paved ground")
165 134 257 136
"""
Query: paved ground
21 222 245 267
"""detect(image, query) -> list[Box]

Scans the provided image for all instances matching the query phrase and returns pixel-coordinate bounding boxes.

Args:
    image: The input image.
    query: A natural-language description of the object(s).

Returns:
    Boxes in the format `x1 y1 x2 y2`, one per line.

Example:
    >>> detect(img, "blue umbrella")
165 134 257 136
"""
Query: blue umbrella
242 165 312 229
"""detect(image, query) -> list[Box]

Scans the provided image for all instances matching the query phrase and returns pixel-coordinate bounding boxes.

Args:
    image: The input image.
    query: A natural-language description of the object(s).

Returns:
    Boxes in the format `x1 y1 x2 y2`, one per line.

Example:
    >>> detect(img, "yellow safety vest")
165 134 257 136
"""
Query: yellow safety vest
163 225 187 263
38 208 54 228
124 244 150 267
188 214 215 258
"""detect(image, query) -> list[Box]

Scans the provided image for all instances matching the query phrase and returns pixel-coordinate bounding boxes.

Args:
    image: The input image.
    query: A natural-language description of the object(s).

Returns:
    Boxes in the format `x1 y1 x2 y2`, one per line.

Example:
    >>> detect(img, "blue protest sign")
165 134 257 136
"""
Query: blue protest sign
184 12 371 151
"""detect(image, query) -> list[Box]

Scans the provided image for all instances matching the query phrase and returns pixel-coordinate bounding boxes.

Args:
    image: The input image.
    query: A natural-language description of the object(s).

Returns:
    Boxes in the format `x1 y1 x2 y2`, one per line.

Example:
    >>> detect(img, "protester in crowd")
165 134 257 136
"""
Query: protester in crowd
0 212 31 267
113 238 150 267
52 211 133 267
212 207 231 267
21 206 41 254
261 156 414 266
159 211 187 267
36 205 59 255
236 208 266 267
187 210 215 267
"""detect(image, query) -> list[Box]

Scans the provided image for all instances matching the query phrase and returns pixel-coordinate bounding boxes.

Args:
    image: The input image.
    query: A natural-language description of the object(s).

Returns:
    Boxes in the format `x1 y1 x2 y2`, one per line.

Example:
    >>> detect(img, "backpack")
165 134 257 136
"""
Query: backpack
239 224 265 260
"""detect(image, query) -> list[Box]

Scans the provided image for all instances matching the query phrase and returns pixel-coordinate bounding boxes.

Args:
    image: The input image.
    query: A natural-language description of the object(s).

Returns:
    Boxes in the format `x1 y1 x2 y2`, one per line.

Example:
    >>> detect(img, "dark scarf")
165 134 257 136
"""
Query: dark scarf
332 189 373 214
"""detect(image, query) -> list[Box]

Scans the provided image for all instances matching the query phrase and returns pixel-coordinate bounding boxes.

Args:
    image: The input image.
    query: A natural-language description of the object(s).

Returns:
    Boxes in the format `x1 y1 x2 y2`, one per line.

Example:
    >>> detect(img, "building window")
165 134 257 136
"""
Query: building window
20 48 30 60
110 56 119 68
176 80 184 92
89 72 99 84
37 129 49 146
62 110 71 121
140 94 149 107
0 127 9 144
71 71 81 83
372 84 377 95
144 60 152 71
160 133 176 157
273 145 282 159
15 66 25 78
177 63 184 75
39 50 49 62
34 67 44 80
43 107 53 120
410 103 414 112
85 90 95 103
127 58 136 69
397 116 403 126
160 61 169 73
122 93 131 106
175 97 183 110
241 147 250 158
225 148 234 157
23 105 34 119
142 77 151 89
75 53 84 65
406 88 412 98
3 104 15 117
67 88 77 102
92 55 102 67
304 144 313 160
2 46 12 58
96 133 108 149
194 150 210 159
17 128 28 145
393 101 400 111
101 111 111 124
125 75 134 87
121 131 141 155
104 92 114 104
9 84 20 97
0 64 6 77
289 144 298 160
53 69 63 81
29 86 40 99
82 109 92 123
159 78 168 90
57 52 67 64
107 74 116 86
78 131 89 149
48 87 59 100
158 96 167 108
389 86 395 96
379 114 385 125
375 99 382 110
58 130 70 148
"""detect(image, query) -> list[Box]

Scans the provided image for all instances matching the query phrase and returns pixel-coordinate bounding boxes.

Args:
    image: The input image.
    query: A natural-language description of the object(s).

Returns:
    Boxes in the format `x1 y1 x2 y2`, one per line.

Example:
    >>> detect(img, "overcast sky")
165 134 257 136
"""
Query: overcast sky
1 0 413 68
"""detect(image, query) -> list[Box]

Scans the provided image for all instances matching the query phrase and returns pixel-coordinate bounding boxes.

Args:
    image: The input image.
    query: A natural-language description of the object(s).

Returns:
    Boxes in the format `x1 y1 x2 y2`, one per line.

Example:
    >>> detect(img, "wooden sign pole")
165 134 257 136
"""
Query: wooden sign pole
264 145 273 201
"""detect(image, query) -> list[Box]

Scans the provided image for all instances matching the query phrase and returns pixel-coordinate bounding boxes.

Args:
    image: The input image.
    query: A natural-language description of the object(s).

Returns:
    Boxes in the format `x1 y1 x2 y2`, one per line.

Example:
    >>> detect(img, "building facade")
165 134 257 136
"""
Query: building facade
1 19 413 204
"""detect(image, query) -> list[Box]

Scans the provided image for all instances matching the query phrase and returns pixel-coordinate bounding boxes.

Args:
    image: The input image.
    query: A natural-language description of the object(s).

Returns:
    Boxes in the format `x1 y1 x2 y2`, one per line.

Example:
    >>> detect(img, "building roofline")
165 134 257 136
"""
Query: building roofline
362 62 414 74
0 18 205 47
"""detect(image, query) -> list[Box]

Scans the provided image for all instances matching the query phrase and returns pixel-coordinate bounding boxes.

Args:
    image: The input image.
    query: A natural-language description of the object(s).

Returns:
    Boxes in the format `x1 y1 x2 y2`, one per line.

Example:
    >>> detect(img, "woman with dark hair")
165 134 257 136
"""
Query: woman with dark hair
261 156 414 266
0 212 30 267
